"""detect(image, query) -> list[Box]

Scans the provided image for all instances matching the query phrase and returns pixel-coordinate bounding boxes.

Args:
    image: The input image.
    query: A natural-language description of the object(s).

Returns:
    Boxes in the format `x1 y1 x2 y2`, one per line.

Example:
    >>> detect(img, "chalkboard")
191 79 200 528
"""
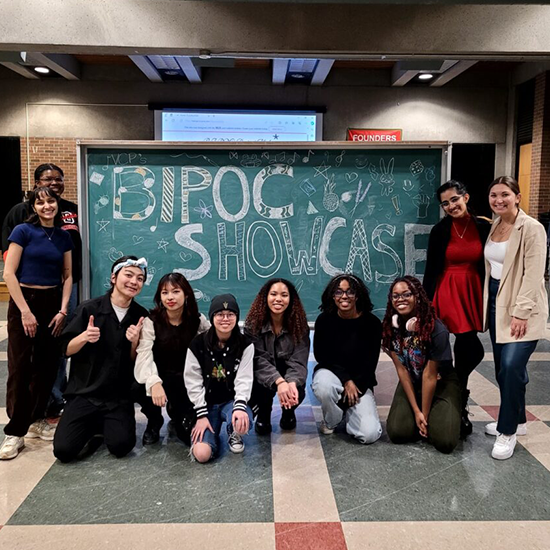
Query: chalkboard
81 142 448 320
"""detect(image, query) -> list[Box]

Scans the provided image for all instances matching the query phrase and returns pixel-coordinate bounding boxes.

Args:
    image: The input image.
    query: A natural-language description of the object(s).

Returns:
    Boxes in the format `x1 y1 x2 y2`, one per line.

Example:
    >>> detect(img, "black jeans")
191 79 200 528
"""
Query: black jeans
53 396 136 462
132 374 195 441
488 277 537 434
5 287 62 437
251 380 306 420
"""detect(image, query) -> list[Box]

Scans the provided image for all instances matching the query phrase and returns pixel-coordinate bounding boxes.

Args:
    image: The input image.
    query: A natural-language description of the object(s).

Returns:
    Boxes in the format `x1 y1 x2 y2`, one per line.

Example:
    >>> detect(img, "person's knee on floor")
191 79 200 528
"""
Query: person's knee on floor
106 433 136 458
192 442 212 463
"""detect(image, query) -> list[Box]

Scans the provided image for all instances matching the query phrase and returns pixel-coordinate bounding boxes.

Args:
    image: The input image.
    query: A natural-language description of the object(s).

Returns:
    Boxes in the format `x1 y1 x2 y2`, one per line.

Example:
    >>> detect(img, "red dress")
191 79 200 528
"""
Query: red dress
432 216 484 334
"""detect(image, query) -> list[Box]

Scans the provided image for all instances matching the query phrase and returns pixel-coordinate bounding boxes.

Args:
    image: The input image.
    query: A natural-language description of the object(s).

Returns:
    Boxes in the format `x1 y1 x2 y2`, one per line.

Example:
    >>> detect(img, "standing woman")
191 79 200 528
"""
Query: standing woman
312 274 382 444
0 187 73 460
423 180 491 438
483 176 548 460
244 278 310 434
384 276 461 454
134 273 210 445
184 294 254 463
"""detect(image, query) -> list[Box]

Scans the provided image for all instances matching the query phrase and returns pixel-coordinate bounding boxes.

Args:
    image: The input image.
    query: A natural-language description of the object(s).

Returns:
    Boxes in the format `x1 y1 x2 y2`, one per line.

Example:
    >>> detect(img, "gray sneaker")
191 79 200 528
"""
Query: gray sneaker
26 419 56 441
0 435 25 460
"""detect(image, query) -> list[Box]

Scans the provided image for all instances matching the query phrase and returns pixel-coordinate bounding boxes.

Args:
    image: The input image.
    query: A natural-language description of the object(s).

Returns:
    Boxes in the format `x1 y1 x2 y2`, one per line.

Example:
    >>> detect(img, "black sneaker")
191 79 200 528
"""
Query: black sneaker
280 408 297 431
255 416 272 435
143 423 162 445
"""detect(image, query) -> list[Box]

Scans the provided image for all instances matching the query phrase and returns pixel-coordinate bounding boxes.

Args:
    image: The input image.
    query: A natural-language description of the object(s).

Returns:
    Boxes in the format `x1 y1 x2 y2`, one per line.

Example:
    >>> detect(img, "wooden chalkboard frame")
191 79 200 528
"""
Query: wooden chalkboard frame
77 140 451 307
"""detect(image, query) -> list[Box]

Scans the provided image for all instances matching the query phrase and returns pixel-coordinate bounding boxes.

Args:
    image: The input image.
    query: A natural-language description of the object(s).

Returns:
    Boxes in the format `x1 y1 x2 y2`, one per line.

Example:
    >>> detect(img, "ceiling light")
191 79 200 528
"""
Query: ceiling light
418 73 434 81
34 66 50 74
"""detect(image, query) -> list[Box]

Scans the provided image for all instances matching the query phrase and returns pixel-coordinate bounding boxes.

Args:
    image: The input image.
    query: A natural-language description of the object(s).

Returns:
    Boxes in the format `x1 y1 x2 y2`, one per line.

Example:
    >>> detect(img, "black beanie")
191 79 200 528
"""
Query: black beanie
209 293 240 323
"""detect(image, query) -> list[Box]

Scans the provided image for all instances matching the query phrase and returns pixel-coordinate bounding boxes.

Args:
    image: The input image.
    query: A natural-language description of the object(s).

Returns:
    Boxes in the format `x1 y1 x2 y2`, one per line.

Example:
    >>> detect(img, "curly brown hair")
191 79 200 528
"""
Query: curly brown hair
319 273 374 315
381 276 436 356
245 278 308 343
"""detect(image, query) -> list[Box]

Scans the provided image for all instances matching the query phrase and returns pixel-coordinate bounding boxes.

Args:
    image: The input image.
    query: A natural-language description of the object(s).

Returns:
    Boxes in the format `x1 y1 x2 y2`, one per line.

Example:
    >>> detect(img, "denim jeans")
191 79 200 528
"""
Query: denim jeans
489 277 538 434
200 401 253 457
312 368 382 444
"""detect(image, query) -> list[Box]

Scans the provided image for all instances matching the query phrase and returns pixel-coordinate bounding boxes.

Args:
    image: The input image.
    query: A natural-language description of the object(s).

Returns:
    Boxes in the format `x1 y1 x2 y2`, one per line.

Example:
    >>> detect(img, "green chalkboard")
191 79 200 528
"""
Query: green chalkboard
82 143 447 320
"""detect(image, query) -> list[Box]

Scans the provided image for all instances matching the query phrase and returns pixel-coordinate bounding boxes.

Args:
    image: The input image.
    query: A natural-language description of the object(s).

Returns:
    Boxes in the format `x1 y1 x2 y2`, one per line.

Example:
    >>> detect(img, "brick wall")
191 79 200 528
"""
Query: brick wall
20 138 79 203
530 72 550 217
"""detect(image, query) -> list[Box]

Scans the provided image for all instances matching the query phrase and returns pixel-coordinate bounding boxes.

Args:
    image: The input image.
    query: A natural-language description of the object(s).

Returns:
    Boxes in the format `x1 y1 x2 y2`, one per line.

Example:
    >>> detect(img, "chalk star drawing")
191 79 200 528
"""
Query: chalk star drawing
157 239 169 253
97 219 110 232
314 161 331 180
193 199 214 219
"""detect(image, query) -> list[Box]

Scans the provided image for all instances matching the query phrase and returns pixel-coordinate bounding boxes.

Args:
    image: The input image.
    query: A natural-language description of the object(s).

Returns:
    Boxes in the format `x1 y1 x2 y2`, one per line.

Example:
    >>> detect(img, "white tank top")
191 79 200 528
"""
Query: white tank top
484 239 508 280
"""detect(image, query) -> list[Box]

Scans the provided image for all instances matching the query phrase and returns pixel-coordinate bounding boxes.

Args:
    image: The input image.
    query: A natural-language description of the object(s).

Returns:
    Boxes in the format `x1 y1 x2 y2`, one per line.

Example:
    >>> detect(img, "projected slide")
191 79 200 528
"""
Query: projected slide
159 110 320 142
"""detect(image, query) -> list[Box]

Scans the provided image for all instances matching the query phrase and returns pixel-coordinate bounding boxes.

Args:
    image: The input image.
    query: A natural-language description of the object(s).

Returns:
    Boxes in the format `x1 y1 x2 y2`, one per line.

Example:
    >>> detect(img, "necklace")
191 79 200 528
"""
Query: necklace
41 226 55 241
452 217 470 239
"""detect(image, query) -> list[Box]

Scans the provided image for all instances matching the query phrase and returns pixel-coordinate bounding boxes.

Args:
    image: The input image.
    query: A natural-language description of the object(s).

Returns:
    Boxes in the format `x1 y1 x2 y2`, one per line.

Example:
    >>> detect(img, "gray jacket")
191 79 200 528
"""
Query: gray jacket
245 324 310 389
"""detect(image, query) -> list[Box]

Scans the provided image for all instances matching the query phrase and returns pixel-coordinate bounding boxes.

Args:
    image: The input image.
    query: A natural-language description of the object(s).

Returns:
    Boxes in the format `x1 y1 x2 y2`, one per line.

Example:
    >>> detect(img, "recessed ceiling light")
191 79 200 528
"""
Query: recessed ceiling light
418 73 434 81
34 66 50 74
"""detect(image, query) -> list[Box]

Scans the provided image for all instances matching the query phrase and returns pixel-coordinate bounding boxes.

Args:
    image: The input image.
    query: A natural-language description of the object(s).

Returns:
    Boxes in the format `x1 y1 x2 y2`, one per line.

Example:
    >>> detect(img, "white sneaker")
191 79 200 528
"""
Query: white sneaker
485 422 527 437
492 433 517 460
228 431 244 454
26 419 56 441
0 436 25 460
319 421 334 435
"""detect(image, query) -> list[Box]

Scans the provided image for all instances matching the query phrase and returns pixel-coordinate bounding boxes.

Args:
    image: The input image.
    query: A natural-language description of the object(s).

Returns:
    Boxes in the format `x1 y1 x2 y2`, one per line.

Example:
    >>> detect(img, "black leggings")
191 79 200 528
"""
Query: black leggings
453 331 485 394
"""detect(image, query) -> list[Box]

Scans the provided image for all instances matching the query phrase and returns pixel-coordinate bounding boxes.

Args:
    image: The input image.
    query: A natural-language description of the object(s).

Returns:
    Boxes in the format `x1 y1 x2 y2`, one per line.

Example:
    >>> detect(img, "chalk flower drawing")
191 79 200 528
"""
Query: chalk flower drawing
193 199 214 219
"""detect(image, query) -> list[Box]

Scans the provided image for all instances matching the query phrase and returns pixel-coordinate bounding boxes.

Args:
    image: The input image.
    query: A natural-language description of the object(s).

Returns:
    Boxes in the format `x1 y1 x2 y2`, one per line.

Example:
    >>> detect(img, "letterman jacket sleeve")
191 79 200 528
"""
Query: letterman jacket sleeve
232 342 255 414
184 346 208 419
134 318 163 395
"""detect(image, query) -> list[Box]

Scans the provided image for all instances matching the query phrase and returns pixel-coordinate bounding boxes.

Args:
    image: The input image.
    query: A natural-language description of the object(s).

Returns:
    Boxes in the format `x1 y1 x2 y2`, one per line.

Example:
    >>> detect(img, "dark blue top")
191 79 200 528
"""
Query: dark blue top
8 223 73 286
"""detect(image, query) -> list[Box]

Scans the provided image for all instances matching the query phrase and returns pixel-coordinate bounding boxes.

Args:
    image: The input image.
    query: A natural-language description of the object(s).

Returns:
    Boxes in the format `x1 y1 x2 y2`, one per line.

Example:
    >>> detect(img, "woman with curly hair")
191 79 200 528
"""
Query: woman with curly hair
312 274 382 444
244 279 310 434
384 276 461 454
133 273 210 445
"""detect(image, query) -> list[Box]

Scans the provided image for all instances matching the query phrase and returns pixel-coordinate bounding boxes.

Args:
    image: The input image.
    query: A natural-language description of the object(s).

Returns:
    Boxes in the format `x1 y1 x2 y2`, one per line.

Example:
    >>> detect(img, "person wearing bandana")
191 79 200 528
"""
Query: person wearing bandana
53 256 148 462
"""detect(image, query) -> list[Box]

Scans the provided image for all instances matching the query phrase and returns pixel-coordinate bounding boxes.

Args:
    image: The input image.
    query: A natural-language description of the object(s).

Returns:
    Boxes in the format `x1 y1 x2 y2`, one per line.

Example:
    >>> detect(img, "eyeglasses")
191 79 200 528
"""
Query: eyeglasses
214 312 236 320
334 289 356 298
439 196 462 209
39 177 64 184
391 291 413 301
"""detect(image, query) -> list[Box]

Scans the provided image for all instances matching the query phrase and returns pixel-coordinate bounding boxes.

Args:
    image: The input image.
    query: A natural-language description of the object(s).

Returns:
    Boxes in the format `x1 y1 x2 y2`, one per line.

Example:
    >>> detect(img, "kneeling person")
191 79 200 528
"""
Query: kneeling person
184 294 254 463
53 256 148 462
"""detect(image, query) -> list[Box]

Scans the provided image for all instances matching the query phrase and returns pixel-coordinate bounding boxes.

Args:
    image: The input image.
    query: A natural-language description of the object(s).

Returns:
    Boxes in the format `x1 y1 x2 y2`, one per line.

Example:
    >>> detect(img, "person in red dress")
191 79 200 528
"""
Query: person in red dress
423 180 491 438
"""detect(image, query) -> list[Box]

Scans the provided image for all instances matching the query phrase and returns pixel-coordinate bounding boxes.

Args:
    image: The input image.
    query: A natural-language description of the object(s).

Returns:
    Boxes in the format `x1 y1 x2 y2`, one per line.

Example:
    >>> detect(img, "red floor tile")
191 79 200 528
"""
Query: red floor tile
275 522 347 550
481 405 538 421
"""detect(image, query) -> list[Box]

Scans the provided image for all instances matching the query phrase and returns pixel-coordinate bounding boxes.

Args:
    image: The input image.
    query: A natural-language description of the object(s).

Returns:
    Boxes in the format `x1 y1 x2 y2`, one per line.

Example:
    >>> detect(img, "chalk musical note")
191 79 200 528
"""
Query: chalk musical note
287 152 298 165
261 152 270 161
302 150 314 163
392 195 403 216
150 217 159 232
335 151 345 167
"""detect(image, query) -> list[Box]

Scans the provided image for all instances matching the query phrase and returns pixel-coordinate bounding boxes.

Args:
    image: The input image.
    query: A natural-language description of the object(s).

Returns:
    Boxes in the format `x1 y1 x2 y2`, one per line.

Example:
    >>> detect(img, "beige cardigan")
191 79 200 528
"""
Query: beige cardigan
483 209 549 343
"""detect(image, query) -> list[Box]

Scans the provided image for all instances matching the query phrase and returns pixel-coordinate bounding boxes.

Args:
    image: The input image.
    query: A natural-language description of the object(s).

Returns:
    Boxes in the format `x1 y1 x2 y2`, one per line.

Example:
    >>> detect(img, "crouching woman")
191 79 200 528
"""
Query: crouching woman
184 294 254 463
384 276 461 454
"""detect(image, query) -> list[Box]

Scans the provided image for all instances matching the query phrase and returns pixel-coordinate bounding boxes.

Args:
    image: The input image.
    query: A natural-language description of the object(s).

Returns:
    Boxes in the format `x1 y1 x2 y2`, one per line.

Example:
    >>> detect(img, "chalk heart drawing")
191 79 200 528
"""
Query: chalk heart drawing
108 247 123 262
179 251 192 263
132 235 144 245
345 172 359 184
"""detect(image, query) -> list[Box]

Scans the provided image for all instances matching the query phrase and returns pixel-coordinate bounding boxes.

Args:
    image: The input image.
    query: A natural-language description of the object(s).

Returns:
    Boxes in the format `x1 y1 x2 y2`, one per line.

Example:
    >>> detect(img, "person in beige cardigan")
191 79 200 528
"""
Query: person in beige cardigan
483 176 548 460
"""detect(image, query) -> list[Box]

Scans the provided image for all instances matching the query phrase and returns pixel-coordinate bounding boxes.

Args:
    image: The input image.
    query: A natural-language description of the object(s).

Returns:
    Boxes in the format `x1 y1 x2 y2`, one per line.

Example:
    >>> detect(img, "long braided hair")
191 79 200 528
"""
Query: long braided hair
381 276 436 355
245 278 308 343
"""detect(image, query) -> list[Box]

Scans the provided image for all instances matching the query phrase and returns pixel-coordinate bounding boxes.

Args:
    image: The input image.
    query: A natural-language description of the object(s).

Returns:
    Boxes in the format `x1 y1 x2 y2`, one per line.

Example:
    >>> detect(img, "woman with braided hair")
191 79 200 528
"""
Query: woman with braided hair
384 276 461 454
244 278 310 434
312 274 382 444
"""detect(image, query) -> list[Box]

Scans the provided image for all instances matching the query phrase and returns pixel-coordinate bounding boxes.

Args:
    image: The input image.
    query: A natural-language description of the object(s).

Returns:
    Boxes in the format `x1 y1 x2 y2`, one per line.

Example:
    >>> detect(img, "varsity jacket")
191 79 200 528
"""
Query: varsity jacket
184 331 254 419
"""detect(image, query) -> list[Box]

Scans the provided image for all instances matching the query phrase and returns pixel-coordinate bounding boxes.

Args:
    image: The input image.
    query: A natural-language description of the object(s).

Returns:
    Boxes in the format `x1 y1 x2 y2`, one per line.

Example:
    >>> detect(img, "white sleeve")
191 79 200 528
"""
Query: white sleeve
233 343 254 413
197 314 211 334
134 317 163 396
183 348 208 418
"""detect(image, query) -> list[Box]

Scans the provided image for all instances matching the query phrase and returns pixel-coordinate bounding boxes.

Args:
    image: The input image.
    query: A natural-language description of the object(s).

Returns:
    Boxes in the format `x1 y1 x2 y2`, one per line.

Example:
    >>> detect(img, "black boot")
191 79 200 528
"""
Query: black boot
255 408 273 435
143 421 163 445
460 389 473 440
280 408 297 431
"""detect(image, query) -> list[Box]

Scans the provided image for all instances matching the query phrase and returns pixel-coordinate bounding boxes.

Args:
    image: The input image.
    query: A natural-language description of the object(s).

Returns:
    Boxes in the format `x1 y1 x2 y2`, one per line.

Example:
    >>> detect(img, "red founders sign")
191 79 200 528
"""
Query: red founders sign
347 128 403 142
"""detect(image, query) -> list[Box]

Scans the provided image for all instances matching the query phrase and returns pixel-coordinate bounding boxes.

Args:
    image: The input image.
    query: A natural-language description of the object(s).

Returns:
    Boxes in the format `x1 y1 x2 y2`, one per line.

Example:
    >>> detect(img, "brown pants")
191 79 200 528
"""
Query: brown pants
5 287 62 437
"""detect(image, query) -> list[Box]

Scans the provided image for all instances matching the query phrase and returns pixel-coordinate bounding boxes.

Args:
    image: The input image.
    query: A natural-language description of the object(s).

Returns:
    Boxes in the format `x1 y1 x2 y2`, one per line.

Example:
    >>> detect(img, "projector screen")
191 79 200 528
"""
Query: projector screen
154 109 323 142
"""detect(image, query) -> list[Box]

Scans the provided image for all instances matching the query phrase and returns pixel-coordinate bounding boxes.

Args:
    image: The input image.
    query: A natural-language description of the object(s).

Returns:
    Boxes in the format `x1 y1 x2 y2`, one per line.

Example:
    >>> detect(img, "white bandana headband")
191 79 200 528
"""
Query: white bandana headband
112 257 148 275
